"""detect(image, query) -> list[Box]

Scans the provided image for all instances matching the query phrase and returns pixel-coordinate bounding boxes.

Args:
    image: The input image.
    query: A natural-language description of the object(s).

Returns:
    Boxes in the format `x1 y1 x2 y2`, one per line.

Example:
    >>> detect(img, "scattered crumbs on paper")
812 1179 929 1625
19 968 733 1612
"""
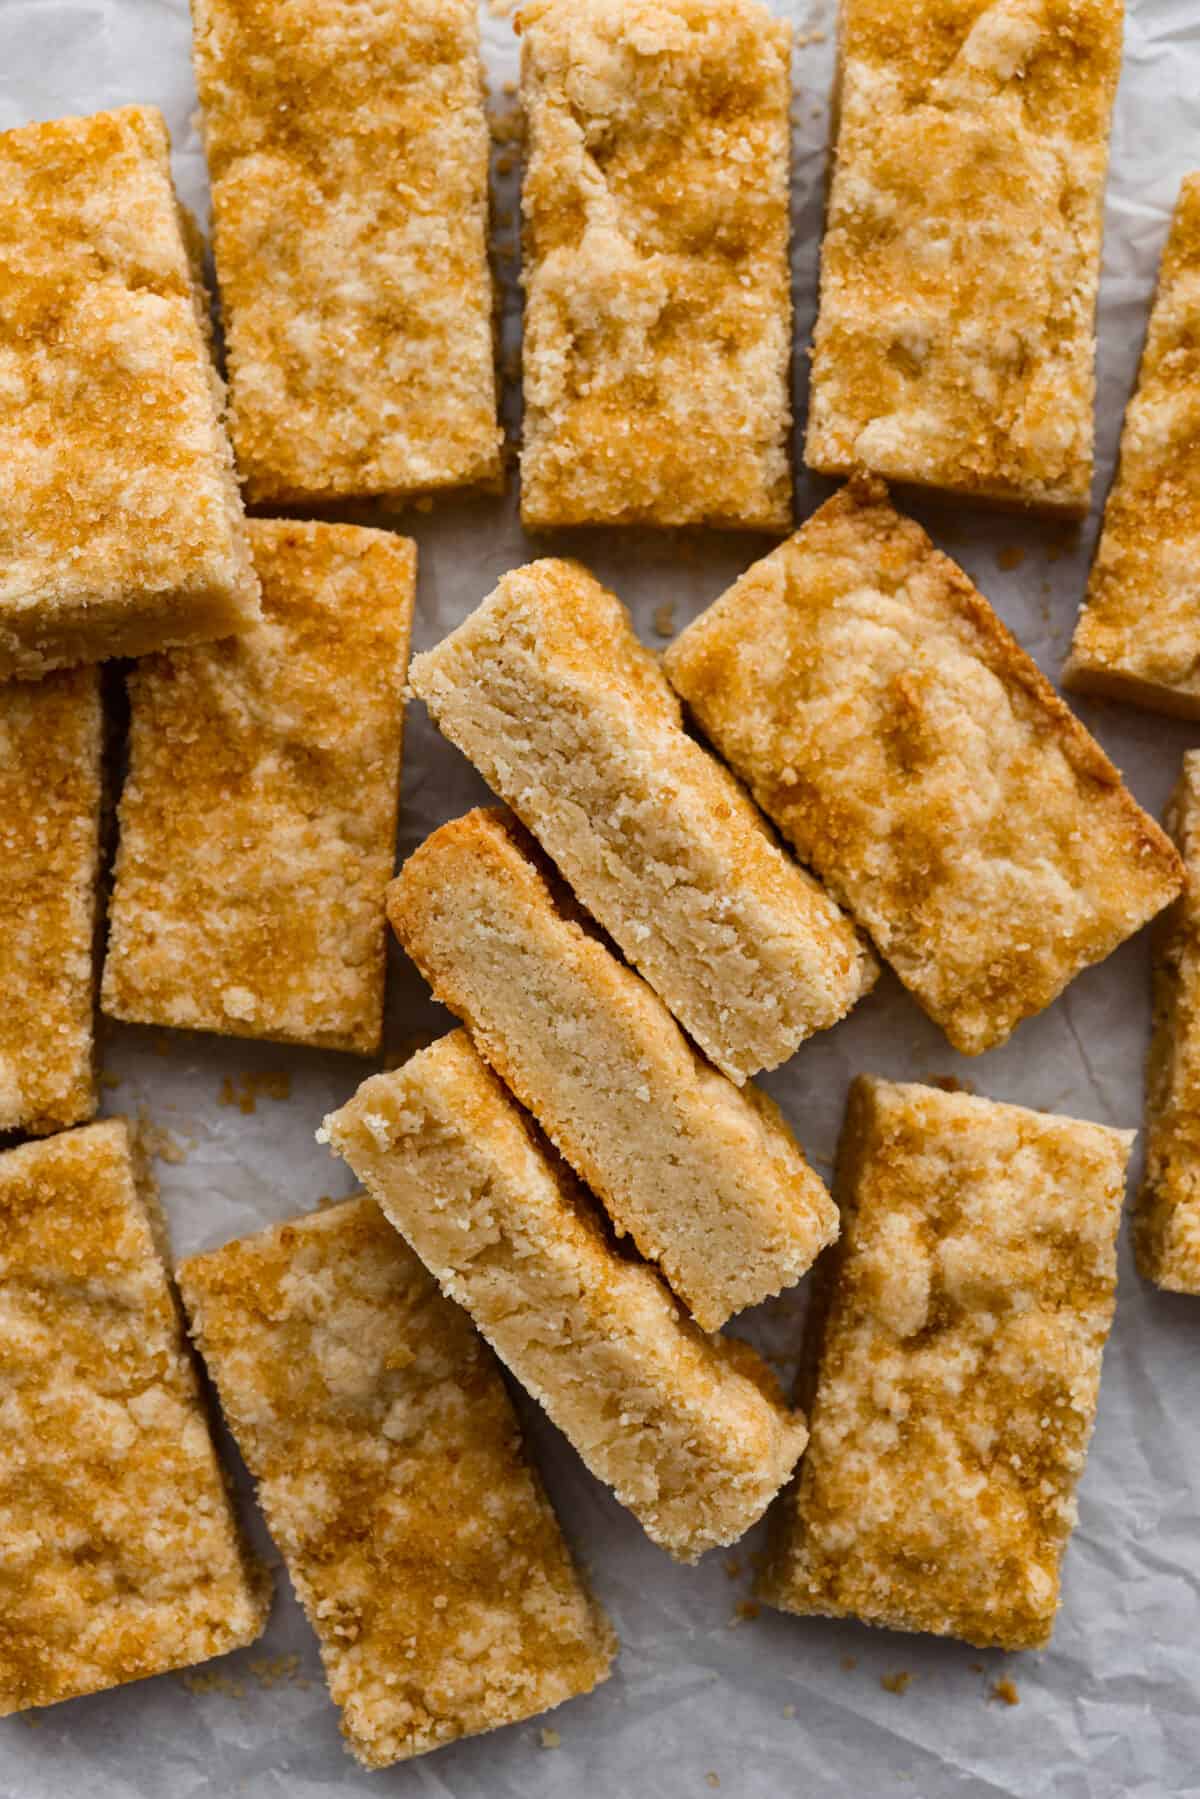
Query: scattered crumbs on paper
782 1703 796 1720
724 1555 743 1581
20 1713 41 1730
539 1727 561 1750
991 1679 1020 1707
136 1110 188 1166
881 1671 912 1696
489 99 524 147
706 1776 721 1791
414 495 434 514
652 600 676 638
218 1071 293 1114
179 1669 245 1700
246 1654 308 1692
997 545 1026 572
926 1074 976 1095
840 1654 858 1672
970 1662 984 1674
100 1070 123 1091
735 1600 760 1623
495 149 516 177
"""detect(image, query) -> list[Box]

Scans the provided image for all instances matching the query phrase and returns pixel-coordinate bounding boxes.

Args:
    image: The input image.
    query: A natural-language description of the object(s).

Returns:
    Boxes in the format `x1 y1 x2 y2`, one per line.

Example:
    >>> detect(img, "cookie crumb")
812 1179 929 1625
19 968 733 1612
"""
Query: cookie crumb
782 1702 796 1719
881 1671 912 1695
653 600 676 638
540 1727 561 1749
706 1776 721 1790
991 1678 1020 1706
841 1654 858 1672
997 546 1026 572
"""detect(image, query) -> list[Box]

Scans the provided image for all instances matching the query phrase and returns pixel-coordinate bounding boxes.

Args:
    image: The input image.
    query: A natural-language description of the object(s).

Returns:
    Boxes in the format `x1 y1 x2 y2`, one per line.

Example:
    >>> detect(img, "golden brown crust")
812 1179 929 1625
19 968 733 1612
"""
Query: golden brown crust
322 1031 808 1562
0 666 101 1133
0 105 259 680
1066 175 1200 713
1136 752 1200 1290
664 478 1183 1054
192 0 502 505
759 1077 1132 1650
410 557 875 1082
178 1197 615 1768
805 0 1124 514
387 808 838 1331
102 519 414 1054
518 0 793 529
0 1120 270 1716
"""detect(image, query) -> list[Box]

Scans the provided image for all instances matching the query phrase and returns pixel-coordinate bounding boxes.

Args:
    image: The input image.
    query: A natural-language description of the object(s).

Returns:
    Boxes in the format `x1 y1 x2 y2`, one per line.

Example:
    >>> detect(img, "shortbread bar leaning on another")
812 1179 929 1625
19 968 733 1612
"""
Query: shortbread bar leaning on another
387 809 837 1332
518 0 793 530
0 667 101 1134
178 1197 615 1769
0 105 259 680
0 1120 270 1716
759 1076 1132 1650
102 520 414 1055
410 559 876 1083
1137 753 1200 1291
191 0 502 505
805 0 1123 514
664 478 1183 1055
1065 175 1200 716
322 1031 809 1562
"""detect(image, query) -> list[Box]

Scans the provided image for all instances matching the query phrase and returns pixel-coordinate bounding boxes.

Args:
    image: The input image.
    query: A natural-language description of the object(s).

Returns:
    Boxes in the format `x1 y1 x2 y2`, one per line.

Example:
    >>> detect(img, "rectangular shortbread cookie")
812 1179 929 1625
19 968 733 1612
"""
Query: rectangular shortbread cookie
518 0 793 529
387 808 838 1332
664 478 1183 1054
0 104 259 681
760 1076 1132 1650
805 0 1123 514
102 519 414 1055
409 558 876 1083
322 1031 809 1562
0 666 101 1134
178 1197 615 1769
0 1120 270 1716
192 0 502 505
1065 176 1200 715
1137 753 1200 1291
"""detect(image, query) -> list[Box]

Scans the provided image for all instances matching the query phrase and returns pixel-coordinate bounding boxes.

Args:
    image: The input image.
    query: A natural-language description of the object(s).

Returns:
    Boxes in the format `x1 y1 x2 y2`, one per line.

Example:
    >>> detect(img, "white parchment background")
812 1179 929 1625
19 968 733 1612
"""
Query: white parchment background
2 1 1199 1793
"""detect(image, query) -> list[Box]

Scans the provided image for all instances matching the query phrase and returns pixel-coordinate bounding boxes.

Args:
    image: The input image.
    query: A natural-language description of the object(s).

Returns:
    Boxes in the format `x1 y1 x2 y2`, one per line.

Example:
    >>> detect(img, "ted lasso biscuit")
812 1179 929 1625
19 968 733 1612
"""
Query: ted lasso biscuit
1137 753 1200 1291
759 1076 1132 1650
387 808 838 1332
322 1031 809 1562
518 0 793 530
191 0 502 505
0 1120 270 1716
1066 176 1200 716
409 557 876 1083
178 1197 615 1769
664 478 1183 1055
0 666 102 1135
0 105 259 680
102 520 414 1055
805 0 1123 515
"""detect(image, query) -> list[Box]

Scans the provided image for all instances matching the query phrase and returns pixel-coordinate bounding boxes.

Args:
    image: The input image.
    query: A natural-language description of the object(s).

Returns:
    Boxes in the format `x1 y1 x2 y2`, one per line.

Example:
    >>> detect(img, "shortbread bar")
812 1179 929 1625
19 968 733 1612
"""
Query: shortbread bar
178 1197 615 1769
805 0 1123 514
0 667 101 1134
1066 176 1200 715
664 479 1182 1054
102 520 414 1054
192 0 502 505
518 0 793 529
410 559 875 1083
0 105 259 681
387 809 837 1331
322 1031 809 1561
0 1120 270 1716
1137 754 1200 1291
760 1077 1132 1650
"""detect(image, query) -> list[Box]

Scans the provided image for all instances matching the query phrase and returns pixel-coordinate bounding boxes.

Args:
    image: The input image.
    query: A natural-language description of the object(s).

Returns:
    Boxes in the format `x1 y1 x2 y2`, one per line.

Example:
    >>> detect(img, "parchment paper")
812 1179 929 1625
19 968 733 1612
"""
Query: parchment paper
2 1 1198 1792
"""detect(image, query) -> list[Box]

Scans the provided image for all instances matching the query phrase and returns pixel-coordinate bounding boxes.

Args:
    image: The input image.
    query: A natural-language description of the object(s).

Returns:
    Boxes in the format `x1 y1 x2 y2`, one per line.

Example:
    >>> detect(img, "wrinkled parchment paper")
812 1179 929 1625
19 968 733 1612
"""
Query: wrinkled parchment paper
3 1 1199 1792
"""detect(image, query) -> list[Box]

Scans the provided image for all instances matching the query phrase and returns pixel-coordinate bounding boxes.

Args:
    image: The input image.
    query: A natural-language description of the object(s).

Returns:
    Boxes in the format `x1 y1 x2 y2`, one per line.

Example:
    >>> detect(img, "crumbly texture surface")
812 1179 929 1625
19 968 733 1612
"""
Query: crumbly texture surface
0 667 101 1134
664 478 1183 1055
0 104 260 681
323 1031 808 1562
805 0 1123 515
760 1077 1131 1650
102 519 414 1055
178 1197 614 1769
0 1120 270 1716
410 559 875 1083
387 809 837 1331
192 0 502 505
1065 175 1200 714
518 0 793 529
1136 753 1200 1290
